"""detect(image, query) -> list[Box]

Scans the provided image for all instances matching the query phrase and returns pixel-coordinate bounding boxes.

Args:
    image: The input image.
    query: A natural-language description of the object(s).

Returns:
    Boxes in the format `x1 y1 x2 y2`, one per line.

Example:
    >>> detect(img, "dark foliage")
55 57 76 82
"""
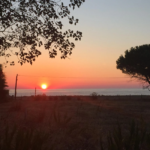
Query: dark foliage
100 120 147 150
91 92 98 100
0 0 85 66
116 44 150 89
0 64 8 98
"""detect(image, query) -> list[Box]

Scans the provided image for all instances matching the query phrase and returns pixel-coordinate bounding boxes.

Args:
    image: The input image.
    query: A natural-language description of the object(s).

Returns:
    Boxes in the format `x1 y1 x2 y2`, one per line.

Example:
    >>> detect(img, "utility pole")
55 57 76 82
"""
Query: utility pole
35 87 36 97
15 74 18 100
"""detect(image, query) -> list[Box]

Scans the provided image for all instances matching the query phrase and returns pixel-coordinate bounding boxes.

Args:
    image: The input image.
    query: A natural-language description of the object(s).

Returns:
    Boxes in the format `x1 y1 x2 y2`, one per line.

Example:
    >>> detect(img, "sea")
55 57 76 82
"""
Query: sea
9 88 150 97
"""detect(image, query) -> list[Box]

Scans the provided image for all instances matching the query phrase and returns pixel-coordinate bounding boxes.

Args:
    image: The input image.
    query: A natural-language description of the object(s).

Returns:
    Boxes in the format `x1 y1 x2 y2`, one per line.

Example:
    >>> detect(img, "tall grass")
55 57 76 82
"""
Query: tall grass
0 126 49 150
1 119 150 150
100 120 149 150
1 96 150 149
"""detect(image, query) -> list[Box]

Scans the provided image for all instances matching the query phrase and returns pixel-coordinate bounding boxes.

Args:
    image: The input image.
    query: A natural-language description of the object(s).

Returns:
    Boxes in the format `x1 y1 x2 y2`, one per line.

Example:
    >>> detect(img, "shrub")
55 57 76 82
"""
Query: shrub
91 92 98 100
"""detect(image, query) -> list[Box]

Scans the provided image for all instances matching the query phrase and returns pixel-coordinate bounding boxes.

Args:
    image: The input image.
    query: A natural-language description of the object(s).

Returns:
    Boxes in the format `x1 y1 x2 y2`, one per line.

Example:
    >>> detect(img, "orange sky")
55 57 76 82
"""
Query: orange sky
3 49 141 89
1 0 150 89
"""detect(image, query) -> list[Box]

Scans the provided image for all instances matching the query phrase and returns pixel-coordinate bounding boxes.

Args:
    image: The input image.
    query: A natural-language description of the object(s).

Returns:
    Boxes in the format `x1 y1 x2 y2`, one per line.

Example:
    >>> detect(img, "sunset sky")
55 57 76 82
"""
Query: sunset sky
1 0 150 89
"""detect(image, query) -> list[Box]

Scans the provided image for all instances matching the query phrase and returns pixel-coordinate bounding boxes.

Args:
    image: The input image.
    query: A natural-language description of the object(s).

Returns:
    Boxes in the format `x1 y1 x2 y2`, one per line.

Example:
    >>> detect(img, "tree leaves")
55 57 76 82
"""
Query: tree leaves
116 44 150 89
70 0 85 9
0 0 85 66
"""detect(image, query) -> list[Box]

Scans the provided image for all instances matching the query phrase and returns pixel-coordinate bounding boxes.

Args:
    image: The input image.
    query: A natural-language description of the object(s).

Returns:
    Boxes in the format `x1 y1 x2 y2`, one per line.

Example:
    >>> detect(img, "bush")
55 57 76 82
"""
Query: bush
91 92 98 100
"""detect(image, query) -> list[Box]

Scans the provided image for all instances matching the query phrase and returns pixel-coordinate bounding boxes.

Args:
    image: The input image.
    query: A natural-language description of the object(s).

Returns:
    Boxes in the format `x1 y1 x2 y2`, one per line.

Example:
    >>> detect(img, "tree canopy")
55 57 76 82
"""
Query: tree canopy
116 44 150 89
0 64 8 98
0 0 85 66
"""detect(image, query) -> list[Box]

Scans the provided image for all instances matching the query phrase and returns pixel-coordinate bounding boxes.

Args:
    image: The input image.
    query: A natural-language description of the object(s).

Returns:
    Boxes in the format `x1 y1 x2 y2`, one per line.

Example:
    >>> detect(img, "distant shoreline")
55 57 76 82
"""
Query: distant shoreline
8 88 150 97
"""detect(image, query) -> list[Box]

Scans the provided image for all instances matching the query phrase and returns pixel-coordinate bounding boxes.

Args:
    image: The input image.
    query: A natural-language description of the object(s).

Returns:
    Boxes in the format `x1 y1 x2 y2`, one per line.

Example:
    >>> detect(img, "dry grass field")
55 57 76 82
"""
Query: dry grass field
0 95 150 149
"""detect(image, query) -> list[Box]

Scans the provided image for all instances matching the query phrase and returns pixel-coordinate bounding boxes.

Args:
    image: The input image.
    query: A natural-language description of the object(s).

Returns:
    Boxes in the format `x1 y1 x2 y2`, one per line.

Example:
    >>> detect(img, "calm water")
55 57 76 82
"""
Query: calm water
9 88 150 96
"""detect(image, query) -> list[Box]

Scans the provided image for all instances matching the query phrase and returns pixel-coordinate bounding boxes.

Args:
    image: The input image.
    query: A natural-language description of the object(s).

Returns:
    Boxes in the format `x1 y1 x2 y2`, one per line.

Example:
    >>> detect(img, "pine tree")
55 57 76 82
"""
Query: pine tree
0 64 8 98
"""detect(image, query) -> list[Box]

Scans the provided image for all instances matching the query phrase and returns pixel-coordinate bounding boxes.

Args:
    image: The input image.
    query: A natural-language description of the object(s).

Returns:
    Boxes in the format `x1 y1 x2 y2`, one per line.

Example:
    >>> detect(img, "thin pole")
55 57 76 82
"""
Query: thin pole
35 87 36 97
15 74 18 100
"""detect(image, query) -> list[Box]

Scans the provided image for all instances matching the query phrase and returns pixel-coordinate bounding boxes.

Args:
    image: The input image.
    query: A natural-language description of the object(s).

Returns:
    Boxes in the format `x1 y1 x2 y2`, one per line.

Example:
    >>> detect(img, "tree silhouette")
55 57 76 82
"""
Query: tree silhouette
116 44 150 89
0 64 8 98
0 0 85 66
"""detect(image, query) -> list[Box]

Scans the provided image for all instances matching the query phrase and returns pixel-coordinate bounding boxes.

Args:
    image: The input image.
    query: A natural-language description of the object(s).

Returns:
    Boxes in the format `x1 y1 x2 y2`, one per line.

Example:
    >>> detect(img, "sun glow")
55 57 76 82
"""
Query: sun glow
41 84 47 89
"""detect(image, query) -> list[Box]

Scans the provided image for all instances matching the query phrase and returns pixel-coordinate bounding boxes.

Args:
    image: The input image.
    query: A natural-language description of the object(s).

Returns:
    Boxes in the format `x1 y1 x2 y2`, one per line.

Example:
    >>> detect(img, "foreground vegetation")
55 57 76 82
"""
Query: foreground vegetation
0 95 150 150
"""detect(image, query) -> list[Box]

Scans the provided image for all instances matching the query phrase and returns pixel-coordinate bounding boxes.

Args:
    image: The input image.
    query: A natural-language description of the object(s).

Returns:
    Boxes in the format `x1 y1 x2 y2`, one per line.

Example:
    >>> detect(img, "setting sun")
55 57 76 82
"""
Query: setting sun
41 84 47 89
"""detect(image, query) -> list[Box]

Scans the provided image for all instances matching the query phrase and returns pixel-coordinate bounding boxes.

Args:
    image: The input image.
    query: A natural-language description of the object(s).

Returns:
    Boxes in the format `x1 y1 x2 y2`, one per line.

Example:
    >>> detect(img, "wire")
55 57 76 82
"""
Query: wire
18 75 129 79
